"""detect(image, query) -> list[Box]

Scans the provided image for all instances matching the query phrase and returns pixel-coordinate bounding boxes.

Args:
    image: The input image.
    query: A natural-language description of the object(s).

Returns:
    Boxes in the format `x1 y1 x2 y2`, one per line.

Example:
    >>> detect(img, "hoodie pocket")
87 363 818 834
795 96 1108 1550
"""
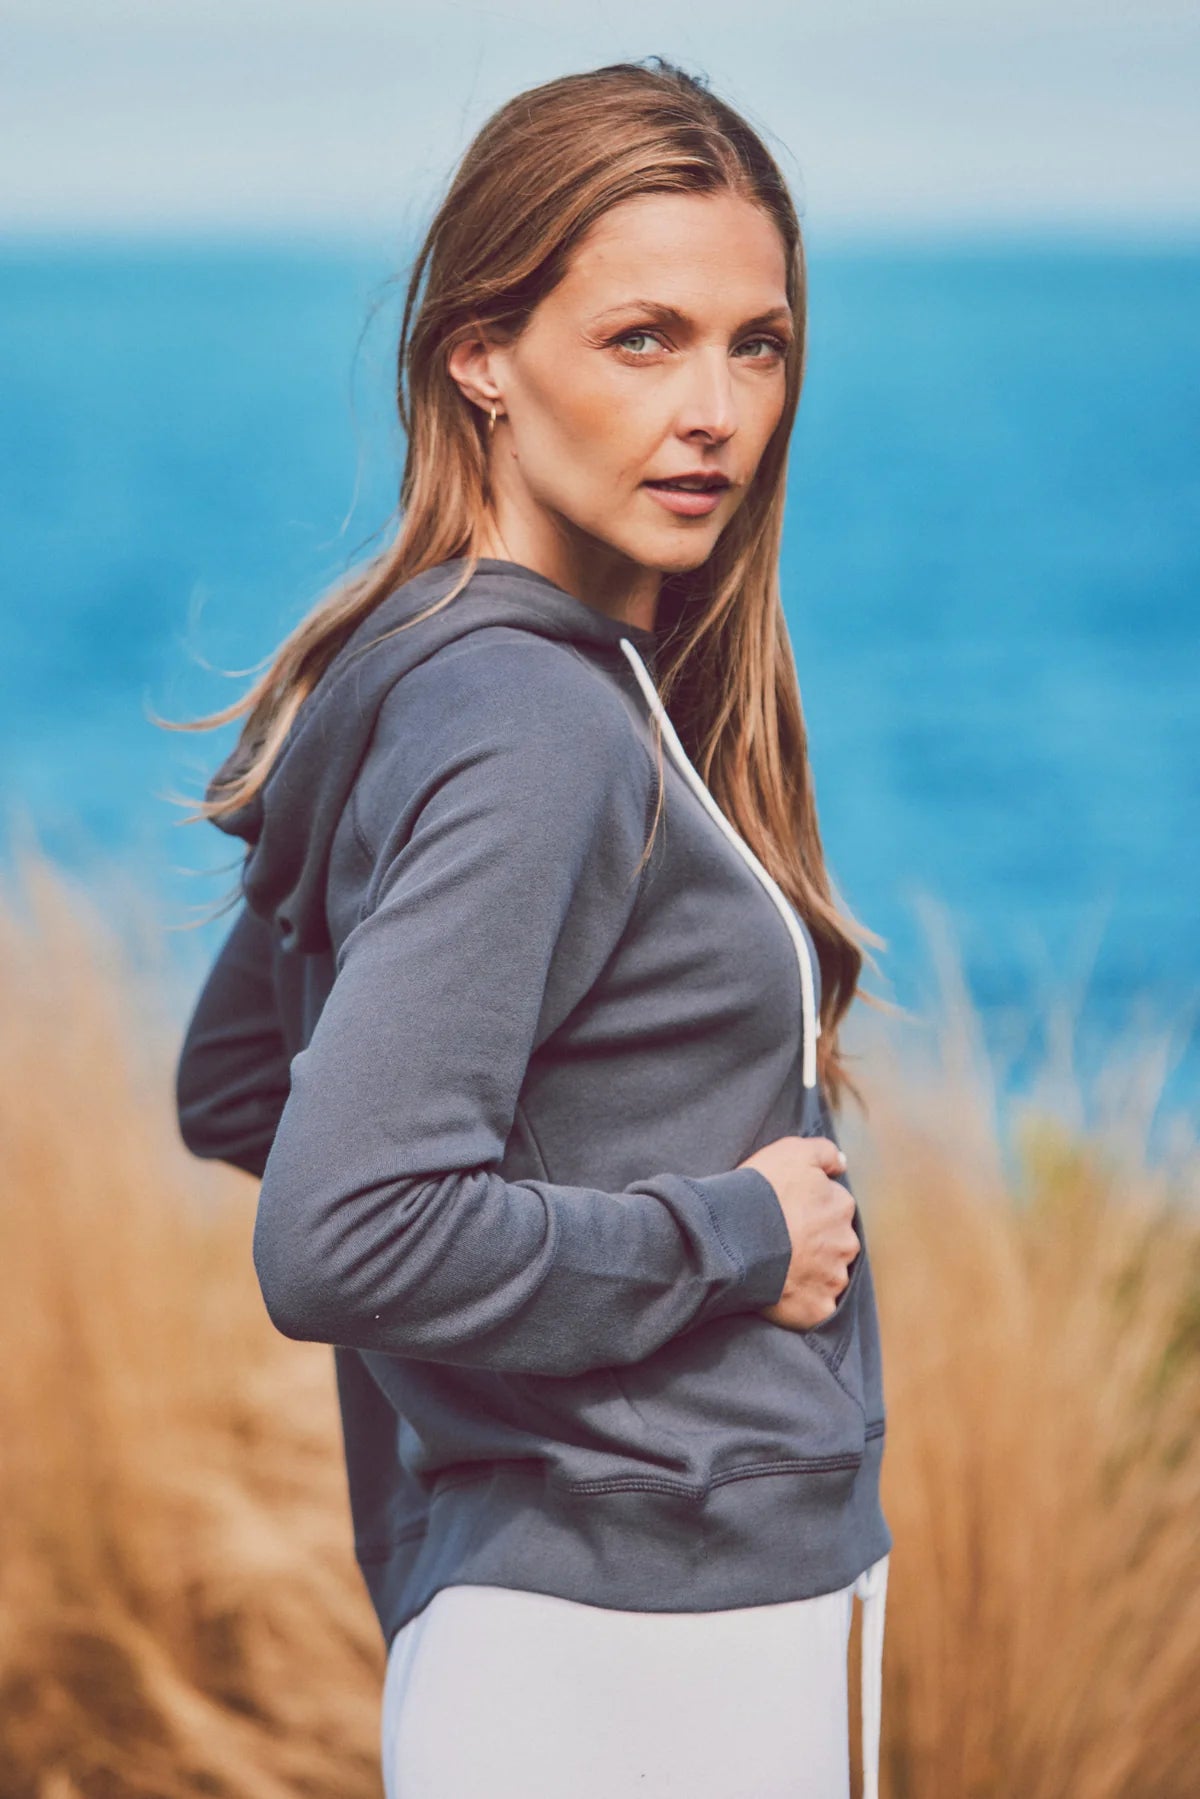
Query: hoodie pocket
582 1210 871 1494
393 1229 872 1503
798 1196 868 1409
393 1196 872 1502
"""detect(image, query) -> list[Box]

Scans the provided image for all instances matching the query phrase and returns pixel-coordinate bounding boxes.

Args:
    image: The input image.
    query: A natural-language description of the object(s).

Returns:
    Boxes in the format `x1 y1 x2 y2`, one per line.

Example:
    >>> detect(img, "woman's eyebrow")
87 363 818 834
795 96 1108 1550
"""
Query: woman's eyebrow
588 299 794 333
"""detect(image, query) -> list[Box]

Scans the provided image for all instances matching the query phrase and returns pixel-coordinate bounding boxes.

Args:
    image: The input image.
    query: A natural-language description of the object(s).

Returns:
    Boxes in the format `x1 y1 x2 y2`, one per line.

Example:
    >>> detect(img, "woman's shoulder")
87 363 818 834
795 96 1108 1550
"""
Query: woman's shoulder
351 626 655 851
403 624 635 725
377 627 646 770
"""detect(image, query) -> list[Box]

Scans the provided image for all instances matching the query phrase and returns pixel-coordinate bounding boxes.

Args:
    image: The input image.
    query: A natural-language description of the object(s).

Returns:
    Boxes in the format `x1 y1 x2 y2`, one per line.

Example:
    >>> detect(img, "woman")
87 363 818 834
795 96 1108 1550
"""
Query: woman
173 58 892 1799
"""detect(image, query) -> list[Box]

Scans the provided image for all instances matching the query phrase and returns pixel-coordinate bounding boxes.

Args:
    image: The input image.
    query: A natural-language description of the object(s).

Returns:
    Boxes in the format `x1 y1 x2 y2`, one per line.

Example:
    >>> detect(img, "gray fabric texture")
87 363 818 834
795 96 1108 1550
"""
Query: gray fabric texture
175 557 892 1649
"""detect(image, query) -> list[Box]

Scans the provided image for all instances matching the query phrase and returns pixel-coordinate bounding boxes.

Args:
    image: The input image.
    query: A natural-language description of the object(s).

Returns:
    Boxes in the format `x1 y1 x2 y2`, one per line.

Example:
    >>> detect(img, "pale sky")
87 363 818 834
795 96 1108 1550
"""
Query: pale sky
3 0 1197 238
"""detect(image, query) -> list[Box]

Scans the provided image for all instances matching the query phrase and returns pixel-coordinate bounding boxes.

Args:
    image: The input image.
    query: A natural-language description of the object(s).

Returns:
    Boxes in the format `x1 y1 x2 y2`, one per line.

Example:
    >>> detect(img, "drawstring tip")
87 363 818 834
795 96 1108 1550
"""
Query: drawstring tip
853 1554 888 1602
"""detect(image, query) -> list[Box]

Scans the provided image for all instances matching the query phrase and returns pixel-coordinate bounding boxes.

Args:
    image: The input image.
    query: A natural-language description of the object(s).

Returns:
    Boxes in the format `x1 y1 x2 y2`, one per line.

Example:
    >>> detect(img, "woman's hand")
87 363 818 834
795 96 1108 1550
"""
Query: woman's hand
738 1135 861 1331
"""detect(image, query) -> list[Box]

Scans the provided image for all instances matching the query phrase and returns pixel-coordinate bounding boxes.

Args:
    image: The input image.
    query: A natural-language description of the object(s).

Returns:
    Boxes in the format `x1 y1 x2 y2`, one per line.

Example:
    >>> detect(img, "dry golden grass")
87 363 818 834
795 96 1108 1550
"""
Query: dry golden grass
842 909 1200 1798
1 846 1197 1797
0 847 386 1799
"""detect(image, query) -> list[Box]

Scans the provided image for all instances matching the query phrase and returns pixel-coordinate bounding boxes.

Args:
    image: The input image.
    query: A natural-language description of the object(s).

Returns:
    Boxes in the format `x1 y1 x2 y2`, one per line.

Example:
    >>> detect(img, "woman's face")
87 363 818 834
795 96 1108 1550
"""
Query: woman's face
450 188 794 599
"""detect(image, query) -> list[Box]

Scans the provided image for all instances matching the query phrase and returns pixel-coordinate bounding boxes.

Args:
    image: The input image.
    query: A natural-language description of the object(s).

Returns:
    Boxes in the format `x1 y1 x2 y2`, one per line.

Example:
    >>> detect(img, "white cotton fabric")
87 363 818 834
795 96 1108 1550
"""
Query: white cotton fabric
380 1554 889 1799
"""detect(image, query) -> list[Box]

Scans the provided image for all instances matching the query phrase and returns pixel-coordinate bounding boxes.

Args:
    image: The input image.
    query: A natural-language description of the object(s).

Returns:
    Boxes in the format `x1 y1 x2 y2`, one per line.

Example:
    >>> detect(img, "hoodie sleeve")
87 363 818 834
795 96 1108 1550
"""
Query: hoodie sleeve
175 900 293 1181
251 636 792 1377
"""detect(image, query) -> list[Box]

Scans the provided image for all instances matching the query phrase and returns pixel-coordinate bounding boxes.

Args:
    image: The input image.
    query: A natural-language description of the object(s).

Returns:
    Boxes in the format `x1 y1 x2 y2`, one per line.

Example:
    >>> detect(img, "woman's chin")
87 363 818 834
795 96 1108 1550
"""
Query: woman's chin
613 521 720 577
648 537 721 577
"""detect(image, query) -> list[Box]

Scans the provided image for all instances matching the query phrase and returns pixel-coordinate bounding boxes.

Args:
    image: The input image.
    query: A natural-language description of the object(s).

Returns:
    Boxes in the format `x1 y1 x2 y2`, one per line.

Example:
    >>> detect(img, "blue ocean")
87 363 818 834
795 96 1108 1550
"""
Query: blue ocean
1 235 1196 1123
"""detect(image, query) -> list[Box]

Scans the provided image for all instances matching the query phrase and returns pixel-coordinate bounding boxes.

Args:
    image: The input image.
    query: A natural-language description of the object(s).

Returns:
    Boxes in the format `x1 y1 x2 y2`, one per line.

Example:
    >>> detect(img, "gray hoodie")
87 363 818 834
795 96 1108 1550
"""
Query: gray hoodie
175 556 891 1651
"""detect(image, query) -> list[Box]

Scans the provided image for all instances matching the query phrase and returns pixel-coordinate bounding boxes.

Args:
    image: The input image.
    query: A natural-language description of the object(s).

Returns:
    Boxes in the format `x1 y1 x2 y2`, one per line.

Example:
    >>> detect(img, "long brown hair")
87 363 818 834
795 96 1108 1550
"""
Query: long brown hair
160 56 892 1112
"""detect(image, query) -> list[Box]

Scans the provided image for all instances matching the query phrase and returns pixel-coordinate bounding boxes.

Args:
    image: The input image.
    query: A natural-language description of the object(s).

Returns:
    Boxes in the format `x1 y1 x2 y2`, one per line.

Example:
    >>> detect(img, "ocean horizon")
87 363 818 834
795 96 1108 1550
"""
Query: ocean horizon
2 231 1196 1128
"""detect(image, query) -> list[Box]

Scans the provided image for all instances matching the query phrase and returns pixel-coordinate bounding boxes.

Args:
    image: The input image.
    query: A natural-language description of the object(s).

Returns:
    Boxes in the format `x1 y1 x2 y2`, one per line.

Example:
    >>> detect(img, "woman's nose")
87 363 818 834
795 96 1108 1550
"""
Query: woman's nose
675 350 737 442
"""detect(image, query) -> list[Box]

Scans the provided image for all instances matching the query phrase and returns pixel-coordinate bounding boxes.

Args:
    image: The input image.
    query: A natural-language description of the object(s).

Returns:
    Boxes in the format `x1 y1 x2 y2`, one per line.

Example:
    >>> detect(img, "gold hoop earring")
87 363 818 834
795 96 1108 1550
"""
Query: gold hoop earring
488 402 498 435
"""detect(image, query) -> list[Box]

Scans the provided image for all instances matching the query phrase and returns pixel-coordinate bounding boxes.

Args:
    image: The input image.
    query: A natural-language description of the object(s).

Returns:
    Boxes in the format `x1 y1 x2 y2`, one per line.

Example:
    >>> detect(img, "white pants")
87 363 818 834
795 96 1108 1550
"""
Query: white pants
380 1554 889 1799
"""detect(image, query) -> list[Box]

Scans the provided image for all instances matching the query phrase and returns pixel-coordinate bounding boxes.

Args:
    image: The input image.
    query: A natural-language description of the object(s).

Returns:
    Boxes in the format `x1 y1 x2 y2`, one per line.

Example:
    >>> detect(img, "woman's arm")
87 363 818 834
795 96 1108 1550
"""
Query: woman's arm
251 641 792 1378
175 900 293 1181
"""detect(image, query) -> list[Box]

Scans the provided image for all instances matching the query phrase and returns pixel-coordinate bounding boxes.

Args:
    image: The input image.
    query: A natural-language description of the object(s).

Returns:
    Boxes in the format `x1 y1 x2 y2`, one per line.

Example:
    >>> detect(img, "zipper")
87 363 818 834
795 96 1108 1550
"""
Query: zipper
618 638 821 1091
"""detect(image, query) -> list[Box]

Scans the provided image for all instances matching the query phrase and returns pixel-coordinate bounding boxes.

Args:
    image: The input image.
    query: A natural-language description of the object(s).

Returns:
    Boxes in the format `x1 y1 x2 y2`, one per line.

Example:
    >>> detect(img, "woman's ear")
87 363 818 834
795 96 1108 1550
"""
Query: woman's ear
447 329 503 419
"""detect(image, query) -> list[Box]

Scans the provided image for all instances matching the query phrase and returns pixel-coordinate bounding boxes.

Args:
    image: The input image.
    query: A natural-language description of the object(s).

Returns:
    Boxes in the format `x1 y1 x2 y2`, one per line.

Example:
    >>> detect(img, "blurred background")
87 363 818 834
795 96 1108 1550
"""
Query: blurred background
2 4 1198 1795
2 0 1197 1122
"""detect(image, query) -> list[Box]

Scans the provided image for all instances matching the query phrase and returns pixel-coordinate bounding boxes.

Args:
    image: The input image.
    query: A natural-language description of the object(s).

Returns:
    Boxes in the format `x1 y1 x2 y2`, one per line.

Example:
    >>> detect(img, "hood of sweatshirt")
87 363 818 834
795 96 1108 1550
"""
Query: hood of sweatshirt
206 557 661 958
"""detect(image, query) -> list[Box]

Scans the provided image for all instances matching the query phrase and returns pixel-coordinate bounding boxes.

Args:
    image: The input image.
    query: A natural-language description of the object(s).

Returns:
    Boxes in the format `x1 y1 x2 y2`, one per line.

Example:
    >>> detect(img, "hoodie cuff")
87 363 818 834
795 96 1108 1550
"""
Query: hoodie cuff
682 1165 793 1314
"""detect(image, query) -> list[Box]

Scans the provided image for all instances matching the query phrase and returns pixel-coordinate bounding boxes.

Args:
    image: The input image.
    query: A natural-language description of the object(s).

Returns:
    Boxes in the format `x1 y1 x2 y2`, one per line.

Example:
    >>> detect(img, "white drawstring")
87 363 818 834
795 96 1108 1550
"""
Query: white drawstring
853 1552 890 1799
619 635 888 1796
617 638 821 1091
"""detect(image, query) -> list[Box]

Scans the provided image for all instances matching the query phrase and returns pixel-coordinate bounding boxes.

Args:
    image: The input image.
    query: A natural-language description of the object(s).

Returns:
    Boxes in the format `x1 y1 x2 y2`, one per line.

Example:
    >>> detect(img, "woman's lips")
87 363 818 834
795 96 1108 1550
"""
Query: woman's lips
641 481 728 518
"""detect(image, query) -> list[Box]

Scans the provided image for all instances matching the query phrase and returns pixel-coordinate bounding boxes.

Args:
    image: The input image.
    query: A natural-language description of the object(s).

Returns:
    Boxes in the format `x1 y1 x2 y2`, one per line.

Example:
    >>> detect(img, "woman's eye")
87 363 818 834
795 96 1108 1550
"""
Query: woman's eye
615 330 661 355
611 329 786 359
737 335 787 359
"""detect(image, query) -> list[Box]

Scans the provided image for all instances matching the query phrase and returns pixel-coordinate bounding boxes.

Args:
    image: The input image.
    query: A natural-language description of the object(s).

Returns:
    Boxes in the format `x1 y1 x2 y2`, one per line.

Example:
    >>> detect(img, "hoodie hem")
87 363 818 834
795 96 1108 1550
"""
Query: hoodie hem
362 1427 892 1652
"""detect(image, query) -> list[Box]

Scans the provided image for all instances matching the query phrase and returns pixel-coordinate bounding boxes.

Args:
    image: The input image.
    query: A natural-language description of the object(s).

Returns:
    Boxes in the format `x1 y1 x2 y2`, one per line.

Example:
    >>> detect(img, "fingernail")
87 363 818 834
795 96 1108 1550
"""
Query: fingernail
838 1150 848 1166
